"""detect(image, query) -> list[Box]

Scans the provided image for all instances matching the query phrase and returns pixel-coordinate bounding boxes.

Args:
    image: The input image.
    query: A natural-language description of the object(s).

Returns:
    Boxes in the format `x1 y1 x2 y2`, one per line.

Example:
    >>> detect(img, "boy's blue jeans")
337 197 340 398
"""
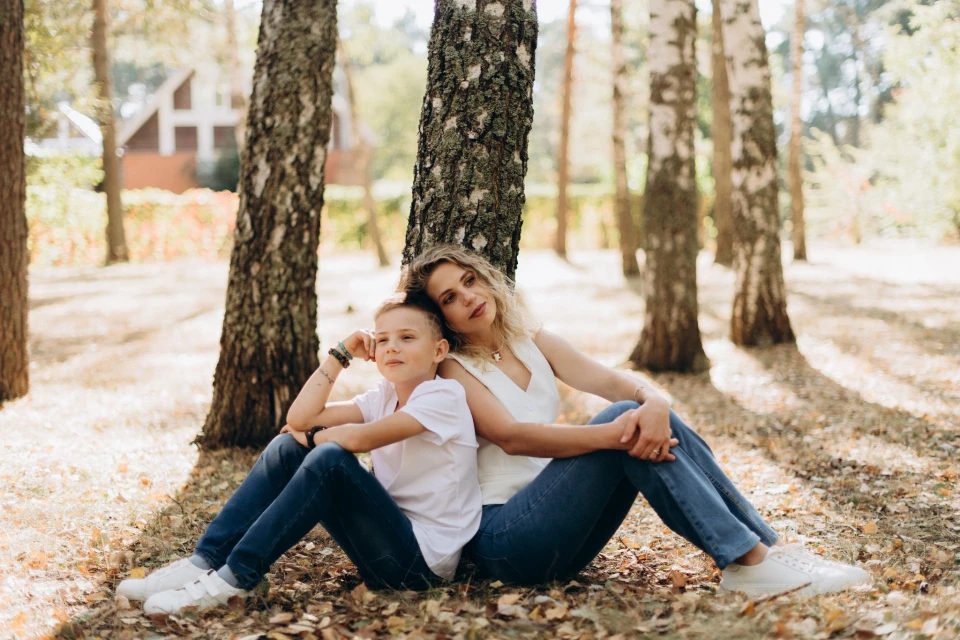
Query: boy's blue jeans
467 402 779 584
194 436 435 591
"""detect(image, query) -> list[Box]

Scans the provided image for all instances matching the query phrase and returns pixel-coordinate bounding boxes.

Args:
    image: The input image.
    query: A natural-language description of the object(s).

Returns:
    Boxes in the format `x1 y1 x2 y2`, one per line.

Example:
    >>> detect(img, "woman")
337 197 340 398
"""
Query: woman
402 244 869 598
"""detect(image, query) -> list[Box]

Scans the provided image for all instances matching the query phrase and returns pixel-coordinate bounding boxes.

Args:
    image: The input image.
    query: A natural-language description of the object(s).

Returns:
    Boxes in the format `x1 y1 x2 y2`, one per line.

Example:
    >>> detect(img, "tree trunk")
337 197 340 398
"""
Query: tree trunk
338 39 390 267
629 0 707 373
199 0 338 449
720 0 795 347
610 0 639 277
402 0 538 281
789 0 807 261
0 0 30 403
710 0 733 267
92 0 128 264
555 0 576 258
225 0 247 148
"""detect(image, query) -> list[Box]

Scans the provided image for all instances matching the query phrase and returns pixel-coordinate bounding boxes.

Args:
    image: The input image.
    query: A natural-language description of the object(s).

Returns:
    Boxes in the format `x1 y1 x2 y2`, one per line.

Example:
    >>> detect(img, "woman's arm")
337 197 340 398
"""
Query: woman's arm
286 331 375 431
533 329 664 405
437 359 674 459
532 330 675 462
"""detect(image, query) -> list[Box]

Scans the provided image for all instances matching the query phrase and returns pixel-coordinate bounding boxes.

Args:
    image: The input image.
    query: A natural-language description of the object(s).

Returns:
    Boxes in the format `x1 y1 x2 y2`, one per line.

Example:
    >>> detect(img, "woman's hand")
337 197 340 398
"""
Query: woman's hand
280 424 310 447
341 330 377 362
614 398 676 462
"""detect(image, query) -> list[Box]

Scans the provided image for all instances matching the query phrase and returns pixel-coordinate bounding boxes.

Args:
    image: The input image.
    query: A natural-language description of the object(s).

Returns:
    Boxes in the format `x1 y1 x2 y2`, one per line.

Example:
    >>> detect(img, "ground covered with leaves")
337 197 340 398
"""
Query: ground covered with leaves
1 243 958 639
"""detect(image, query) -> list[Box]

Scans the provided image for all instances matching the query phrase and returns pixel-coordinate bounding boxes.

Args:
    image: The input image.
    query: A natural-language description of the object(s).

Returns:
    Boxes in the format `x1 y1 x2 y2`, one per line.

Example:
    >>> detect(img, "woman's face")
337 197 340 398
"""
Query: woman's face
425 262 496 338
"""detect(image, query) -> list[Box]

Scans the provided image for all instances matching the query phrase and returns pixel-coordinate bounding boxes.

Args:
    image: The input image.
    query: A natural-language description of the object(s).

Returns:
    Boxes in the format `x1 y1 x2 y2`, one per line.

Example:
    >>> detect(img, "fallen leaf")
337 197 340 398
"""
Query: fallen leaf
545 603 568 620
863 521 879 535
115 595 131 610
497 593 521 606
269 613 294 625
128 567 146 579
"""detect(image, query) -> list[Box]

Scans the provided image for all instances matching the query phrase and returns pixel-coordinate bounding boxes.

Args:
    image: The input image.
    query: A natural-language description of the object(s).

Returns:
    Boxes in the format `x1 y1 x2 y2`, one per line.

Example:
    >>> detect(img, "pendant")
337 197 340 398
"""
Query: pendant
493 351 501 362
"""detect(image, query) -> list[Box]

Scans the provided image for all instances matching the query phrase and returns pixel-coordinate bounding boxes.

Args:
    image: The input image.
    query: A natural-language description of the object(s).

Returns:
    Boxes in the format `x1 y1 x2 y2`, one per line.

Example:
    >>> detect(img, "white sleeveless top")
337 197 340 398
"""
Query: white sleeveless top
448 336 560 505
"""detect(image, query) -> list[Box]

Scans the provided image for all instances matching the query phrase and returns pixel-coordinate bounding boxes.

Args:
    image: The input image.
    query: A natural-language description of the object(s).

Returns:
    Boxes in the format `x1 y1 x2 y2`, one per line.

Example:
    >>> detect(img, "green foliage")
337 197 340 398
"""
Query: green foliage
196 149 241 193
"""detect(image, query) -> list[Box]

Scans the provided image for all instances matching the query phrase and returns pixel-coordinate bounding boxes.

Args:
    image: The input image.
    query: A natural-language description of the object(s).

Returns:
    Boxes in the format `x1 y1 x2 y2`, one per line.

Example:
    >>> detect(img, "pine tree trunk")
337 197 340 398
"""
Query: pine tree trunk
0 0 30 403
629 0 707 373
338 39 389 267
710 0 733 267
402 0 538 281
555 0 576 258
199 0 337 449
225 0 247 147
720 0 795 346
789 0 807 261
92 0 128 264
610 0 639 277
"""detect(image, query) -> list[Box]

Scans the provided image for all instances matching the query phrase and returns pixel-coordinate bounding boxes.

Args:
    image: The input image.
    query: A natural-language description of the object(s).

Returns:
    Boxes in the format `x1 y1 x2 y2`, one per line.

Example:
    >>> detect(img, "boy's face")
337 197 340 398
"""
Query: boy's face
374 307 448 384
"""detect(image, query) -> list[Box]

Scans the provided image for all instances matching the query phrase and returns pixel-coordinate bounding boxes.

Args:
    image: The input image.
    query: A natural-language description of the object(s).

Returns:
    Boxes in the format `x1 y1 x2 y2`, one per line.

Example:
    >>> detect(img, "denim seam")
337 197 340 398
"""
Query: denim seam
647 447 721 555
686 451 778 545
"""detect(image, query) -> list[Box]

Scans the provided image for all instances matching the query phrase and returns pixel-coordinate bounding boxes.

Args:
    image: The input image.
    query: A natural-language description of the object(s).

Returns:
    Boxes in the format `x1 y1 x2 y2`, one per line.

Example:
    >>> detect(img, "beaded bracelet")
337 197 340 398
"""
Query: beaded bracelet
328 347 350 368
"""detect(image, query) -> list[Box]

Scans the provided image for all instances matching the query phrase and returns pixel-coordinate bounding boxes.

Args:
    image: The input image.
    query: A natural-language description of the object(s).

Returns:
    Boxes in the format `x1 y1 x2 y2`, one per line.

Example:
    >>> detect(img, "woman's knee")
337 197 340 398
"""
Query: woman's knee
668 411 712 451
588 400 640 425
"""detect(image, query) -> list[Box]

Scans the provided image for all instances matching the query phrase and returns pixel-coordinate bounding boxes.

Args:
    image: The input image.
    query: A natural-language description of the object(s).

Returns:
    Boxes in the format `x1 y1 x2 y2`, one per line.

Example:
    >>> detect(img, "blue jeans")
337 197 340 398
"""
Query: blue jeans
467 402 779 584
194 435 436 591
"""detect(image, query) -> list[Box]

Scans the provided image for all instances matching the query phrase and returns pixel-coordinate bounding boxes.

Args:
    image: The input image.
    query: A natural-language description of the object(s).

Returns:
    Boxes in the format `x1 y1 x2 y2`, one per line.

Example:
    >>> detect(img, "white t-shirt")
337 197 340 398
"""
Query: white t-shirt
447 336 560 505
351 377 481 580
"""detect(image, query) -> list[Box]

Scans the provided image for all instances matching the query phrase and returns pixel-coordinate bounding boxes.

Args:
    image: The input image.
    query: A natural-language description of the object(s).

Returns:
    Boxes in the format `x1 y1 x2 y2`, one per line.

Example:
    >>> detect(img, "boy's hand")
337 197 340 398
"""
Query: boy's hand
341 330 377 361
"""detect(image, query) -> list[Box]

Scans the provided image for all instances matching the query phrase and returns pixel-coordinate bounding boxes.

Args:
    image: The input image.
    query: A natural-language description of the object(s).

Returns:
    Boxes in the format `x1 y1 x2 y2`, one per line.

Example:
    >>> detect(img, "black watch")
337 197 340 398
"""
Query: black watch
305 425 325 450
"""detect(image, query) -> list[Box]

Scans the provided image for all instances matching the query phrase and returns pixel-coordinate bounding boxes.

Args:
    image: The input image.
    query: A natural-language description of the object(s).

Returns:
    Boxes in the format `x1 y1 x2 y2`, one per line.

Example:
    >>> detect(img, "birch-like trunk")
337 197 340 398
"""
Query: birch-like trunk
629 0 707 373
788 0 807 261
338 39 389 267
225 0 247 148
0 0 30 403
555 0 576 258
402 0 538 280
611 0 639 276
199 0 337 449
92 0 128 264
710 0 733 266
720 0 795 346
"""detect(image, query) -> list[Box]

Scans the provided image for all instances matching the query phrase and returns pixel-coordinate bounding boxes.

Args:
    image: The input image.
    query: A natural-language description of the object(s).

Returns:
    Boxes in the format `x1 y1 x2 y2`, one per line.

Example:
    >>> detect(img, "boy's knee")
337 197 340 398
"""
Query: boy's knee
263 433 303 463
303 442 352 474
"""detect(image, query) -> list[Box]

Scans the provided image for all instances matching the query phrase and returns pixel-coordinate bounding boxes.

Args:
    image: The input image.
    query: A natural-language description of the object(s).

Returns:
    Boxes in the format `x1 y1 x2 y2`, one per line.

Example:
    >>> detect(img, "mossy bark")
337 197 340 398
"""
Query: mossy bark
199 0 337 449
402 0 538 280
720 0 795 346
0 0 30 403
630 0 707 373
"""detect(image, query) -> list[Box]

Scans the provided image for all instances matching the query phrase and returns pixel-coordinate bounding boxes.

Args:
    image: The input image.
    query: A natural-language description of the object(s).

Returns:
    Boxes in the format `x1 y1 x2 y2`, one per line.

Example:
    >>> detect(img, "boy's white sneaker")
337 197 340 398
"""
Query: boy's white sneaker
116 558 207 601
720 544 870 599
143 570 250 615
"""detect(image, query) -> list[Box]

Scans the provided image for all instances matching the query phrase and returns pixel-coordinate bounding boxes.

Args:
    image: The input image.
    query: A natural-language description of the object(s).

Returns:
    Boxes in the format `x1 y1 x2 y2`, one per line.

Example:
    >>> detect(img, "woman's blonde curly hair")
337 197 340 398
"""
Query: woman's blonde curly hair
399 244 535 362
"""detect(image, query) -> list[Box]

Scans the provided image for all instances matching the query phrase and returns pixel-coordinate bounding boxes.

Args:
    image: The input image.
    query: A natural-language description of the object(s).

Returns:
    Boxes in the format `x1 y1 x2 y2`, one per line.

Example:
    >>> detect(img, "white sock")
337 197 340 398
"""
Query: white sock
188 555 212 570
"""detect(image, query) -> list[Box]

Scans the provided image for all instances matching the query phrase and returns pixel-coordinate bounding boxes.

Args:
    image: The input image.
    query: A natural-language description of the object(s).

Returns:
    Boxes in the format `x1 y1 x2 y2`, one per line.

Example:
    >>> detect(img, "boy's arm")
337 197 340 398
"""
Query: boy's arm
286 331 375 431
312 412 426 453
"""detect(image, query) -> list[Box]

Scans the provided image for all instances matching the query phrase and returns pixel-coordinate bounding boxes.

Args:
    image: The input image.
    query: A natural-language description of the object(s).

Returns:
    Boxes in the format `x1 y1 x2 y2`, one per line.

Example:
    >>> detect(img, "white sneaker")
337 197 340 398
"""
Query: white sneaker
116 558 207 601
720 544 870 599
143 570 250 615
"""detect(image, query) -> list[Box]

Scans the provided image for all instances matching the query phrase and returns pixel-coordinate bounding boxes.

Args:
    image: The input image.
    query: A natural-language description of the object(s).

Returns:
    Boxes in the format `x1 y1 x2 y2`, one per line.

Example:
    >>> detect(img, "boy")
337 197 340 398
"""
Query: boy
118 292 480 614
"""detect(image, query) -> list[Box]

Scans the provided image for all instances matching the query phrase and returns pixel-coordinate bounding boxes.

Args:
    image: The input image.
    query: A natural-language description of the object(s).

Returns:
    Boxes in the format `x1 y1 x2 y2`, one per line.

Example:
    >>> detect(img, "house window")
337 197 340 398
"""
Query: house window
175 126 198 152
173 77 192 110
214 126 237 150
126 113 159 152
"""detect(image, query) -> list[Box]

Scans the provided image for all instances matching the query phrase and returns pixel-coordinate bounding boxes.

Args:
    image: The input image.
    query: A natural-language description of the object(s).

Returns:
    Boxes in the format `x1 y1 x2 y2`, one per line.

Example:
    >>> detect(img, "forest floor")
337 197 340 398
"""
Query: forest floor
2 242 959 640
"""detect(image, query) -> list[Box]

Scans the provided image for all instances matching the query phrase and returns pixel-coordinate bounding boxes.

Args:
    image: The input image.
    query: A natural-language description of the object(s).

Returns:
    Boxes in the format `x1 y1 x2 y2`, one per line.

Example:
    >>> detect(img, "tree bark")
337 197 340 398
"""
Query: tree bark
720 0 795 347
338 39 390 267
554 0 576 258
610 0 640 277
199 0 338 449
225 0 247 148
0 0 30 403
629 0 707 373
402 0 538 281
92 0 128 264
789 0 807 261
710 0 733 267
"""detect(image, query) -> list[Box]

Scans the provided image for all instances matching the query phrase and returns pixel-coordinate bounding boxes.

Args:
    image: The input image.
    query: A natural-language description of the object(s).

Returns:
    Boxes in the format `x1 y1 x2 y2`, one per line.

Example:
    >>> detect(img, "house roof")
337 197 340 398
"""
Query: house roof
59 103 102 144
116 67 194 148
